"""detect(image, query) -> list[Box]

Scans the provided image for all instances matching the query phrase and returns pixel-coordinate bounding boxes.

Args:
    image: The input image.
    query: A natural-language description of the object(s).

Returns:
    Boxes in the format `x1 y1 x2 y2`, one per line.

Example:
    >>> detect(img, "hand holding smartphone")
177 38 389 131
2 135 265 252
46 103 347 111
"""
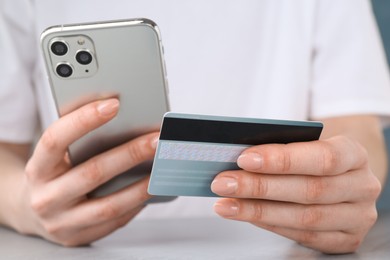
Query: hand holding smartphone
41 18 174 201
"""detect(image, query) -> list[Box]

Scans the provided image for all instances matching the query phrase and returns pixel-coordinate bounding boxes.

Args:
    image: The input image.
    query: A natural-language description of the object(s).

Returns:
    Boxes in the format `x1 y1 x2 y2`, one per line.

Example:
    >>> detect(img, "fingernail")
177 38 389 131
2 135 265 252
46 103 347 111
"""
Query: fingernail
151 136 159 149
214 200 239 217
97 99 119 116
237 153 263 170
211 176 238 195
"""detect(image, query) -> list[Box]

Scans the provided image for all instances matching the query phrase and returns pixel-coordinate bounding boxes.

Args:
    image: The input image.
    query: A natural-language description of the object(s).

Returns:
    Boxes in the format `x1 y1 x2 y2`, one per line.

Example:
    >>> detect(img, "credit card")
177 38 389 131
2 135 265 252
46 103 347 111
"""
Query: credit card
148 112 323 197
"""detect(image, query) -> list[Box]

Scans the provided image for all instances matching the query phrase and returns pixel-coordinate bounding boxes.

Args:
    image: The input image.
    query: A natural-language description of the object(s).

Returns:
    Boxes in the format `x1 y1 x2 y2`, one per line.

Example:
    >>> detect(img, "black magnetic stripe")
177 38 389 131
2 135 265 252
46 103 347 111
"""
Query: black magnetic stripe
160 117 322 145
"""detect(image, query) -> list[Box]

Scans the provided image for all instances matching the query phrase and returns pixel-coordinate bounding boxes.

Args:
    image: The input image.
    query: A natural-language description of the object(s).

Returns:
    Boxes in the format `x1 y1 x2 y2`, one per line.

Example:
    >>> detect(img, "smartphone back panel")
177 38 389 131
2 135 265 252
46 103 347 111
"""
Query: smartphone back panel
41 19 169 164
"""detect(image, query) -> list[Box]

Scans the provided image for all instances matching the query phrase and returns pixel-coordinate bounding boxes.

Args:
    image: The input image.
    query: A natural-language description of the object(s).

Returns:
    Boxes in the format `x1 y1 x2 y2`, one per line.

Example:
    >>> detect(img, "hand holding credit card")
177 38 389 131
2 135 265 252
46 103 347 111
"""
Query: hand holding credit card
148 112 323 197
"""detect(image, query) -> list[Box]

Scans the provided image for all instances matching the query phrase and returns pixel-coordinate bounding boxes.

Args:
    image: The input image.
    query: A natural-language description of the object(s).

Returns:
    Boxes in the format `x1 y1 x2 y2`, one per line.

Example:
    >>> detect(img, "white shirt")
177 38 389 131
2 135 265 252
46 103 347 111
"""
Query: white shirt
1 0 390 218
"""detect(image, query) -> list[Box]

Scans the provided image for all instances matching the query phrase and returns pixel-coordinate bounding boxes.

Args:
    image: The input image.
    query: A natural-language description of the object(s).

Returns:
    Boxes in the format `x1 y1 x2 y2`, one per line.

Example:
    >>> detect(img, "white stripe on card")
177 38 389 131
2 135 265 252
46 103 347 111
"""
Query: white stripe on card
157 141 250 163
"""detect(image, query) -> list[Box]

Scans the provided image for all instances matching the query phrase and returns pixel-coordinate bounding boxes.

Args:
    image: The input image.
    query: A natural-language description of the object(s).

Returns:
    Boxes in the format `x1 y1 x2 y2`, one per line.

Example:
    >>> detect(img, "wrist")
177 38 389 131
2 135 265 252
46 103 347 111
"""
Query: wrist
0 170 36 235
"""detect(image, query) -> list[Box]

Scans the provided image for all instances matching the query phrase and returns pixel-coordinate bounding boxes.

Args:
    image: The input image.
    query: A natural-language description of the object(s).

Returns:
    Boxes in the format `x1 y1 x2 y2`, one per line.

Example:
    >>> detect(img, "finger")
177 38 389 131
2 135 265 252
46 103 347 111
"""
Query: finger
250 223 362 254
50 205 144 247
213 199 378 232
66 206 143 247
29 132 157 215
237 136 368 176
46 132 158 205
26 99 119 182
211 169 381 204
54 177 151 229
71 205 143 246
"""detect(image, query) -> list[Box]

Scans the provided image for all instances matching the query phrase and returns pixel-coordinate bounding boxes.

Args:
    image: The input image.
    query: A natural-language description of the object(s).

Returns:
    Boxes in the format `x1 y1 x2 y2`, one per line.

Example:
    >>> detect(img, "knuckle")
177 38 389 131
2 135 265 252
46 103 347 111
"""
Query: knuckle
82 158 105 184
25 161 39 181
346 236 363 253
40 130 59 152
71 108 94 130
30 194 52 216
365 175 382 200
249 176 268 198
297 230 319 246
365 207 378 227
96 199 121 221
355 142 369 165
300 207 323 229
126 138 151 164
319 234 362 254
266 145 292 173
320 143 340 175
251 203 265 222
281 147 292 173
305 177 327 203
42 221 62 236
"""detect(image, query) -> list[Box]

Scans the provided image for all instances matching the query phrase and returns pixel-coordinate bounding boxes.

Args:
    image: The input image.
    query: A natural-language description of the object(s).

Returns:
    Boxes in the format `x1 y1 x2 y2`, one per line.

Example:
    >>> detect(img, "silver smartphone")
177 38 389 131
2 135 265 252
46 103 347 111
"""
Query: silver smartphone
41 18 174 202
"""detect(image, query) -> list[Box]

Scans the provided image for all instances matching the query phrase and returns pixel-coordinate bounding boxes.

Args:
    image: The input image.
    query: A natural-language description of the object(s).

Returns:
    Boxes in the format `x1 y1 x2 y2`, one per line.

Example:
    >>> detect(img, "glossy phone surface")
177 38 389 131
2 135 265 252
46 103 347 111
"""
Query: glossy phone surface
41 18 173 201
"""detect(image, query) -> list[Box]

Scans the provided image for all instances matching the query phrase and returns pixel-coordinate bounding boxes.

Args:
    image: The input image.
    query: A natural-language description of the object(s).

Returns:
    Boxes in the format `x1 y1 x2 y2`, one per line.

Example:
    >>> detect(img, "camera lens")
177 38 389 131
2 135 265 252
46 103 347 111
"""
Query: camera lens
76 50 93 65
51 41 68 56
56 63 73 78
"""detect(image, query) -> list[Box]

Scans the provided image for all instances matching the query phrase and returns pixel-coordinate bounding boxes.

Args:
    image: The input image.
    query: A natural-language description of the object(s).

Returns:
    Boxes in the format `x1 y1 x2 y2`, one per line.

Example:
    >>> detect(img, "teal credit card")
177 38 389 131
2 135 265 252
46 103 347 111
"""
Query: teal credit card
148 112 323 197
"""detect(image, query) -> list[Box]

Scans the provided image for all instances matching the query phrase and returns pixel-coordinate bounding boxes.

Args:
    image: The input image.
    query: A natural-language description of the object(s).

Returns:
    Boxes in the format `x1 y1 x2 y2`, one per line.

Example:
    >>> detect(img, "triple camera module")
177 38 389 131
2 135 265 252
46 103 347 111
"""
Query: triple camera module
49 37 97 79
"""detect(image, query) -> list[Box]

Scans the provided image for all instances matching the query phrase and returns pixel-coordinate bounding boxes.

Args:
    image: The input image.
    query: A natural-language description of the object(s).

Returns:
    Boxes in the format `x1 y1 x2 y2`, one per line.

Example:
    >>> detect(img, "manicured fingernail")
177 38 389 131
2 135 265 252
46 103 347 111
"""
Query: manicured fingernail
211 177 238 195
237 153 263 170
97 99 119 116
214 200 239 217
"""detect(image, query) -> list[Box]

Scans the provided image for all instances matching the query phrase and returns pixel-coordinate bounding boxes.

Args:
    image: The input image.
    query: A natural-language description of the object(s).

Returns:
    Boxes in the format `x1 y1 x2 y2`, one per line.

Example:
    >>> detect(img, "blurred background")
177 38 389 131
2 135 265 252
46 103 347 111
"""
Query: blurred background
372 0 390 210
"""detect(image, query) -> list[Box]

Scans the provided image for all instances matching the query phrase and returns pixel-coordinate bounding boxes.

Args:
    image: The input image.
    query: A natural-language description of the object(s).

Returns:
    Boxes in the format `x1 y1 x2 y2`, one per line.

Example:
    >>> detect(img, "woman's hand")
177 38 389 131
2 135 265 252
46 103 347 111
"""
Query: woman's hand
211 135 381 254
17 99 158 246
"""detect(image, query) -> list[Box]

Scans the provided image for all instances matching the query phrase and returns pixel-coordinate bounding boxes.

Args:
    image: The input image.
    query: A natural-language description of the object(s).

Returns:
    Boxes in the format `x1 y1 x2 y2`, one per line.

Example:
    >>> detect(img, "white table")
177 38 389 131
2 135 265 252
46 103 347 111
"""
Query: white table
1 211 389 259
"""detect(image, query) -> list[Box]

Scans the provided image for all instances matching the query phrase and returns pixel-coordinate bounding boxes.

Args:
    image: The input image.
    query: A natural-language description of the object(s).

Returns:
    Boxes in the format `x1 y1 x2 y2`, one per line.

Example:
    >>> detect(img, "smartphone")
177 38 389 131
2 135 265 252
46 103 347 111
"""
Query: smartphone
40 18 174 202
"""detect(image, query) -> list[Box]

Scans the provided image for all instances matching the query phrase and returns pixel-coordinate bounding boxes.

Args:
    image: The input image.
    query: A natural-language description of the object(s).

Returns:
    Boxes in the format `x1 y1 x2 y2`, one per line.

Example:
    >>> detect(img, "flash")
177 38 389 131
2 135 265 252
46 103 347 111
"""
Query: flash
77 38 85 45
